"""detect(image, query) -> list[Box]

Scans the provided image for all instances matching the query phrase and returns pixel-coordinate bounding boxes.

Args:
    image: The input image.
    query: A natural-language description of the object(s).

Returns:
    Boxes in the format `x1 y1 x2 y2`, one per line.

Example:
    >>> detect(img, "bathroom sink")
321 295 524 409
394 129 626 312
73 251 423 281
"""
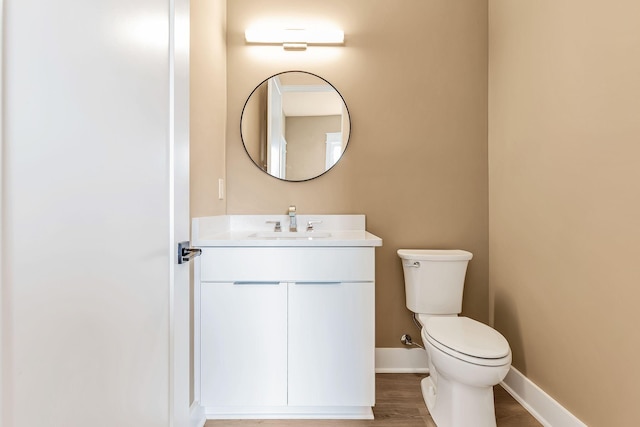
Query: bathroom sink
249 231 332 239
192 215 383 247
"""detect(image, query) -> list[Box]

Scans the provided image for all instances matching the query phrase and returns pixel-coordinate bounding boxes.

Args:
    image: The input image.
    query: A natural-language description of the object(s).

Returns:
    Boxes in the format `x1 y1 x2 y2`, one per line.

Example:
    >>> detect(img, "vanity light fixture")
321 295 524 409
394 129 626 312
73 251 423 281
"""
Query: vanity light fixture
244 27 344 50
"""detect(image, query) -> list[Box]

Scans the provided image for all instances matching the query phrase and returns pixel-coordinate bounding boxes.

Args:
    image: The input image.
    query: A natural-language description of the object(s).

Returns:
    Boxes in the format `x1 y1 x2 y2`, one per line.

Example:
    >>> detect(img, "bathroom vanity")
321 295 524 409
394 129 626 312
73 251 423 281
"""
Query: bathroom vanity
192 215 382 419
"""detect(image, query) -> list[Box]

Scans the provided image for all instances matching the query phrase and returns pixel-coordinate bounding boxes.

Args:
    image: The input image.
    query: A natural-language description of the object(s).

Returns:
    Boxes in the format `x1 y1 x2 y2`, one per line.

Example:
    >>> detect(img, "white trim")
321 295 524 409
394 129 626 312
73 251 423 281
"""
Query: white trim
168 0 177 421
501 366 587 427
190 402 206 427
204 406 373 420
281 84 334 93
0 0 4 422
169 0 191 424
375 348 429 373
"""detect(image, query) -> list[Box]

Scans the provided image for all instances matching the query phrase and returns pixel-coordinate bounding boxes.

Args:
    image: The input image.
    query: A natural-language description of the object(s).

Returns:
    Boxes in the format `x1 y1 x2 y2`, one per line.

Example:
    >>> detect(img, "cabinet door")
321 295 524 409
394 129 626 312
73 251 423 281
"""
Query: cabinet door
200 282 288 407
288 281 375 406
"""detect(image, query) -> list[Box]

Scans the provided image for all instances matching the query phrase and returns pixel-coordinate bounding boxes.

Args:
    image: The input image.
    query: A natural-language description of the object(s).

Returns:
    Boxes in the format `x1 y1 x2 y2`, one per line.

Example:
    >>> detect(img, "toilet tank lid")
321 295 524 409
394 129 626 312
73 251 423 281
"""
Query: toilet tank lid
397 249 473 261
425 316 510 359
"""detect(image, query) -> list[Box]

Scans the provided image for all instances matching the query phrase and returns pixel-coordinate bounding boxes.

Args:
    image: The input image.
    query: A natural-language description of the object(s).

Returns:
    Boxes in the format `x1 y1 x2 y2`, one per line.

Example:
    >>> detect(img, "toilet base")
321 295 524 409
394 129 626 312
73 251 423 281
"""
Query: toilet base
421 375 497 427
420 376 437 411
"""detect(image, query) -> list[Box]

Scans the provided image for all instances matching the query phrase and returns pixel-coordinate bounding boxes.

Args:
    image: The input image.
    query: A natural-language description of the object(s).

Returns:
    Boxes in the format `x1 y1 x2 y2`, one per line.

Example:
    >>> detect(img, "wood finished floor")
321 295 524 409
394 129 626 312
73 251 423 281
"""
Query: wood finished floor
204 373 542 426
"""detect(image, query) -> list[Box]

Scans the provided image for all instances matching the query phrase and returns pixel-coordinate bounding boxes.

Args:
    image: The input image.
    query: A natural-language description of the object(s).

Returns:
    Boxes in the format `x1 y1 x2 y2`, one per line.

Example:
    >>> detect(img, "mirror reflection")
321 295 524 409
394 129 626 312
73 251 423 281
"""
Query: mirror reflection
241 71 351 181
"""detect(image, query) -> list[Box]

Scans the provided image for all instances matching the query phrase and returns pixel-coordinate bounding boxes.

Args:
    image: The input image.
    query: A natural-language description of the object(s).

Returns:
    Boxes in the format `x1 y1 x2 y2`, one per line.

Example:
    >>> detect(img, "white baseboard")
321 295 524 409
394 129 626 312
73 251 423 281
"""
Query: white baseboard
375 347 428 373
501 366 587 427
190 401 206 427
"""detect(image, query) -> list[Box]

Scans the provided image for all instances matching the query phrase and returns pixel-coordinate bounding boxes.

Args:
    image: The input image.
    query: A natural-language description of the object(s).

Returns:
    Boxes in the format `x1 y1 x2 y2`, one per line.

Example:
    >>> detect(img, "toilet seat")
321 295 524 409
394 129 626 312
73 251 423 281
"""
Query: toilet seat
423 317 511 367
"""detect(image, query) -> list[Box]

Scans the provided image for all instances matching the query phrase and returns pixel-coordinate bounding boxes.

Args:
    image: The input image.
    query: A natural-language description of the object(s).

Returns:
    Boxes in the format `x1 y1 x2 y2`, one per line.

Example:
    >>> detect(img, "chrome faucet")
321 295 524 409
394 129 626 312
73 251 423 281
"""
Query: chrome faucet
288 205 297 232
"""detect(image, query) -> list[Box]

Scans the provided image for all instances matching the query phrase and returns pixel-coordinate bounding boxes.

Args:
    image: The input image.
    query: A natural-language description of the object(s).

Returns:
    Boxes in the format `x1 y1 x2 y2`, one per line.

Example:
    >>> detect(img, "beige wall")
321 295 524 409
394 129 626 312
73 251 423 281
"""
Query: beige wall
191 0 227 218
489 1 640 425
226 0 488 347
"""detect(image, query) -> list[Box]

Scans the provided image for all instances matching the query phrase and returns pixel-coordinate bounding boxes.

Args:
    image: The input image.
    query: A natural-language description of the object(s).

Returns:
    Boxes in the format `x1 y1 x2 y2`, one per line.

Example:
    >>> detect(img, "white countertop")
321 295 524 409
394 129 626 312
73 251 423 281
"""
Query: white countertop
192 215 383 247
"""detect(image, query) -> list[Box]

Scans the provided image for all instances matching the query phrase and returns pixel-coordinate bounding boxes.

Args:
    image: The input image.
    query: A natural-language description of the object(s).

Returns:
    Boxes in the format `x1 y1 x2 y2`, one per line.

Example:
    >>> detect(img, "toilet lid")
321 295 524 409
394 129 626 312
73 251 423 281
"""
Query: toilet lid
425 317 510 359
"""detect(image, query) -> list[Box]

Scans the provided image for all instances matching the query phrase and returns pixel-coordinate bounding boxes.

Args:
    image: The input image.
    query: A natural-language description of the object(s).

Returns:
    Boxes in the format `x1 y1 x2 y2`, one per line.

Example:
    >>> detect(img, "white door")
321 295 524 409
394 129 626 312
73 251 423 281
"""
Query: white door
1 1 191 426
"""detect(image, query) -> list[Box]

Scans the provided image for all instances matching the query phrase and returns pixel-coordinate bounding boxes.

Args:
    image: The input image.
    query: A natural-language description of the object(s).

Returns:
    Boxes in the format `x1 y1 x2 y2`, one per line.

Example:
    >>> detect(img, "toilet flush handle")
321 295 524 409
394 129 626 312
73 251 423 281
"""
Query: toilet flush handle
406 261 420 268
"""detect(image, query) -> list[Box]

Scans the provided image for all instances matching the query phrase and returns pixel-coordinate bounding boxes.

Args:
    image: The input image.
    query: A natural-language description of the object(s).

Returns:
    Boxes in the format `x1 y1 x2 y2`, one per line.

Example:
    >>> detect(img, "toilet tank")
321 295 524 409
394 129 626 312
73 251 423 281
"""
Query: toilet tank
397 249 473 315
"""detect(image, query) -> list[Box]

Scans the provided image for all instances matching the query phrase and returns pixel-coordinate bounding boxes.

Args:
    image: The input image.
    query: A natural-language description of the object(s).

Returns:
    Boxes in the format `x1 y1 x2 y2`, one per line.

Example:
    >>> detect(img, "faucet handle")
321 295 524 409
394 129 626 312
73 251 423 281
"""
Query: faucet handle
306 220 322 232
266 220 281 232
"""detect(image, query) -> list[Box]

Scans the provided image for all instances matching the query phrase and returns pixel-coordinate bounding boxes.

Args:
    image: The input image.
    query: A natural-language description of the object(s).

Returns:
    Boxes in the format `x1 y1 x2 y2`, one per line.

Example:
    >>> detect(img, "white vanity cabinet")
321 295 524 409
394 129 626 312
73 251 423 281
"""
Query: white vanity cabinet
196 246 377 419
287 280 375 407
200 281 288 407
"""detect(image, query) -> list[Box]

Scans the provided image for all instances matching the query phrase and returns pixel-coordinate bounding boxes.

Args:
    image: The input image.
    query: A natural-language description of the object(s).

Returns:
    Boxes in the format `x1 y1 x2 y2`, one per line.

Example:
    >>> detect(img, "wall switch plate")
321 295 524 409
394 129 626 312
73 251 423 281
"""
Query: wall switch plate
218 178 225 200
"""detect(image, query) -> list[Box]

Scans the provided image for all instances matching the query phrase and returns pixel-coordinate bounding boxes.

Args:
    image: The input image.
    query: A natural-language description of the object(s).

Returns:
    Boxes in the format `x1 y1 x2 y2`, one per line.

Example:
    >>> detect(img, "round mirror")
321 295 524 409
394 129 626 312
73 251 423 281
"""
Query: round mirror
241 71 351 182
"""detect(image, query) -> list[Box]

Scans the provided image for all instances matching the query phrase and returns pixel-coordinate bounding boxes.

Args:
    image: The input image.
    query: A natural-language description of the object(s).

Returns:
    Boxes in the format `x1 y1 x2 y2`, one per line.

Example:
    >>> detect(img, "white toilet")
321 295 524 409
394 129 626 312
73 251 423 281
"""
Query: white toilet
397 249 511 427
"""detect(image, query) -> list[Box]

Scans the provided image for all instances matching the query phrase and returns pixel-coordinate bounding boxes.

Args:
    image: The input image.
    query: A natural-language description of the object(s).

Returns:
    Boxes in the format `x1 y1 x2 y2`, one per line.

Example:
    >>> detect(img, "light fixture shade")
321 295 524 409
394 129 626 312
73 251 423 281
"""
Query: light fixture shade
245 27 344 47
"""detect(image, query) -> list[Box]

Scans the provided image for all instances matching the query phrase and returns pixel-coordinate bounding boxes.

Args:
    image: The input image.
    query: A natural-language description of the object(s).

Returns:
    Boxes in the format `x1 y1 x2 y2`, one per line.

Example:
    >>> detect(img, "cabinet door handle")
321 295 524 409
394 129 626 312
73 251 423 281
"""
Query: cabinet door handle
233 281 281 285
293 282 341 285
